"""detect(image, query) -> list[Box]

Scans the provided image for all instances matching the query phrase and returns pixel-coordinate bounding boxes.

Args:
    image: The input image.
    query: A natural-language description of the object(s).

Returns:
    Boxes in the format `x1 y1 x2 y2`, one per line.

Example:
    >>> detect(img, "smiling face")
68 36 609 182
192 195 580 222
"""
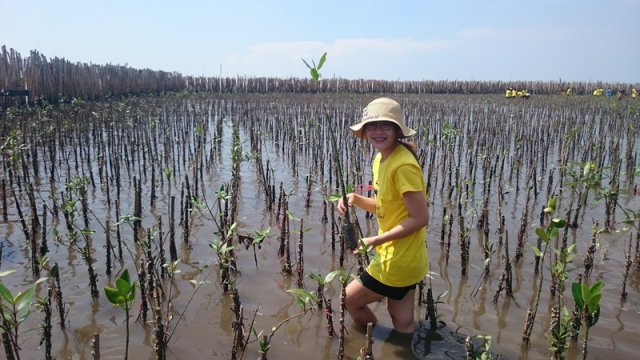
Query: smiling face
363 121 400 158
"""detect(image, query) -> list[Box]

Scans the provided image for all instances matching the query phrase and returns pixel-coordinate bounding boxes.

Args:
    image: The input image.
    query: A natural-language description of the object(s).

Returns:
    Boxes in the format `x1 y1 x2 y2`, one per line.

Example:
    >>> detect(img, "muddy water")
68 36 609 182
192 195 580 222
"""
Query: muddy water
1 93 639 360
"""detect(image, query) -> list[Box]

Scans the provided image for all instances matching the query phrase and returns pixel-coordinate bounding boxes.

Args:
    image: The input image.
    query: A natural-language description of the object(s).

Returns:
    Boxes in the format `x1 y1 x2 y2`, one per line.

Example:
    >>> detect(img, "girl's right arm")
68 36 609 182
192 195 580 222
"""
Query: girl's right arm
337 193 376 215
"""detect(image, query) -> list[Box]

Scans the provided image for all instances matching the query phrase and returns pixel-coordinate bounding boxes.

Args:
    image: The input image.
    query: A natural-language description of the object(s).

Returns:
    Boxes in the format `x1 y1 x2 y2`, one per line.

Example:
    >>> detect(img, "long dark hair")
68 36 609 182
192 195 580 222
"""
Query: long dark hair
398 140 419 162
394 123 419 162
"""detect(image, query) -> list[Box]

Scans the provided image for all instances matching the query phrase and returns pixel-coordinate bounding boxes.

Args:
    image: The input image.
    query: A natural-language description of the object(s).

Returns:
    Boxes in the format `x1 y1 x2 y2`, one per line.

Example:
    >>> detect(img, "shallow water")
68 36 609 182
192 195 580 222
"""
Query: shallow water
1 93 639 359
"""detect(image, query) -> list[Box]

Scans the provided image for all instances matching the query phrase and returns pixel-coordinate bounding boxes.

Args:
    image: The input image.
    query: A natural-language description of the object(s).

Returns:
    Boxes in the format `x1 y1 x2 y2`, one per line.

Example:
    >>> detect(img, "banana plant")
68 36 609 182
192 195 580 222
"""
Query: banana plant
301 52 326 82
104 269 136 360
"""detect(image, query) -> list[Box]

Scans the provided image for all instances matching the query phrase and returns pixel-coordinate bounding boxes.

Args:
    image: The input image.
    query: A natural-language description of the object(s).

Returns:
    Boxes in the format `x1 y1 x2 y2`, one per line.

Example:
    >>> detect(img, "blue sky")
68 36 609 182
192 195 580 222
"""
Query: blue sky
1 0 639 83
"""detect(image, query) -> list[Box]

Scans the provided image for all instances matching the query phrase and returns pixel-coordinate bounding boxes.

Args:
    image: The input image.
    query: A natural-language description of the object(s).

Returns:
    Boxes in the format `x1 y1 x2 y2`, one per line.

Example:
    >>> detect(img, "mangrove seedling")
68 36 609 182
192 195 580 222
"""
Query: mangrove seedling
255 289 319 360
250 227 271 269
572 280 603 359
0 270 47 360
104 269 136 360
209 222 237 292
523 196 566 345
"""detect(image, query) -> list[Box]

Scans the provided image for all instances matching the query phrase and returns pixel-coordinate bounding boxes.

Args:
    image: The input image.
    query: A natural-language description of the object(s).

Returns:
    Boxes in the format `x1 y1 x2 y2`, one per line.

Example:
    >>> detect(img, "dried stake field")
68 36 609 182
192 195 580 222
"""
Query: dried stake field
1 92 639 359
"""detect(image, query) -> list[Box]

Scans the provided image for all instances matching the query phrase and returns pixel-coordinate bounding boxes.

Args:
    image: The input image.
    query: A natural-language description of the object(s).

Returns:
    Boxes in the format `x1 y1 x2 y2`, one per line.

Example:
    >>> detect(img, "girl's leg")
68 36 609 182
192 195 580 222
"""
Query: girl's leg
345 280 384 328
386 289 416 333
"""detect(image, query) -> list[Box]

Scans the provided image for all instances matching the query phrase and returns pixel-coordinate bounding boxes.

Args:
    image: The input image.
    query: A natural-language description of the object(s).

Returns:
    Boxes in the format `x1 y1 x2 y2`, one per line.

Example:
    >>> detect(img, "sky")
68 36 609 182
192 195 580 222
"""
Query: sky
1 0 639 83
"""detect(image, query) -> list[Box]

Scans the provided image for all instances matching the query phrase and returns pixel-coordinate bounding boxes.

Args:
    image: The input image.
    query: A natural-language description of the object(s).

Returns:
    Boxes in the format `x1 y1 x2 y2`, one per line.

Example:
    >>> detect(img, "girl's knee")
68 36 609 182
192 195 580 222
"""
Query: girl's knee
391 317 415 334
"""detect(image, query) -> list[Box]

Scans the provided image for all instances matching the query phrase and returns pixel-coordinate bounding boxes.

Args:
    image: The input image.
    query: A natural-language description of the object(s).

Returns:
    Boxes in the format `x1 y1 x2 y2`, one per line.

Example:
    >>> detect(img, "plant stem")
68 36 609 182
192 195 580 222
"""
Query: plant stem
125 306 130 360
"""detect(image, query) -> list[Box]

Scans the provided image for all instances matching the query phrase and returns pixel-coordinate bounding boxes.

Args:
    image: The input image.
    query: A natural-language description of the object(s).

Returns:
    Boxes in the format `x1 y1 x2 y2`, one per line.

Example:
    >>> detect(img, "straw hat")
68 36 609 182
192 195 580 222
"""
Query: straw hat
350 97 416 139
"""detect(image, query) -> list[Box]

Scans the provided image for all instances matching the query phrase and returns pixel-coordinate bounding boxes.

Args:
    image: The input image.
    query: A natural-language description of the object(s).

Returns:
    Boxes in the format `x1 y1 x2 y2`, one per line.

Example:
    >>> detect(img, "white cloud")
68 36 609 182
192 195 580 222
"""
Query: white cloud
217 24 638 82
222 38 446 78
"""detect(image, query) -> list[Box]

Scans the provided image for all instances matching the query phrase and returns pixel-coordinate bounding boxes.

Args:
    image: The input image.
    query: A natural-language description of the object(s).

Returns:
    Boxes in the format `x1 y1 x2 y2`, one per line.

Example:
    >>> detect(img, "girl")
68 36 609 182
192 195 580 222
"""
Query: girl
338 97 429 334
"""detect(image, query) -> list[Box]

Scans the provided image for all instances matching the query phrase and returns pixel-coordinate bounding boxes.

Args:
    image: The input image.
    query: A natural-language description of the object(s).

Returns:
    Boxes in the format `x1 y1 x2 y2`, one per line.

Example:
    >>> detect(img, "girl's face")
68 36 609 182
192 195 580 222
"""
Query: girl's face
363 121 399 155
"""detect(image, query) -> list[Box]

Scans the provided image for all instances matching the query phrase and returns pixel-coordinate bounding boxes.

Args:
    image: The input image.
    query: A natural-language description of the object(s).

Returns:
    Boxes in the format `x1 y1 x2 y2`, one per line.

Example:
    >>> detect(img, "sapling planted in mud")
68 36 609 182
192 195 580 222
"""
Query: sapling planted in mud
0 270 47 360
571 280 603 359
104 269 136 360
252 289 319 360
238 227 271 269
522 196 566 345
549 305 574 360
210 222 238 292
37 287 53 360
325 269 352 360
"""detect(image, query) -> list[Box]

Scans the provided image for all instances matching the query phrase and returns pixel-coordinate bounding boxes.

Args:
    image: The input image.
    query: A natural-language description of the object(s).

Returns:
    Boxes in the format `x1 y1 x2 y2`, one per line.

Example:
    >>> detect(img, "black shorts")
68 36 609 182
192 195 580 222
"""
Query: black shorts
359 271 417 300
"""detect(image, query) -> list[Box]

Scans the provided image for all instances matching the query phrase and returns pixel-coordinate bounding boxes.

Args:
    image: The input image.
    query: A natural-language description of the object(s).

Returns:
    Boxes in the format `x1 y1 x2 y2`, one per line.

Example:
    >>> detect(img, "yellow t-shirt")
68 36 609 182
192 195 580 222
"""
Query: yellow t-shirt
367 145 429 287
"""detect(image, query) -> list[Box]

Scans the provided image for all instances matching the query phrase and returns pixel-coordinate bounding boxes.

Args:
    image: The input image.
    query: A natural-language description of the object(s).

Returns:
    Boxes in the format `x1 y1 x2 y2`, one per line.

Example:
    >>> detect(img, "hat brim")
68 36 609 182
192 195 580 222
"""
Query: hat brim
350 118 416 140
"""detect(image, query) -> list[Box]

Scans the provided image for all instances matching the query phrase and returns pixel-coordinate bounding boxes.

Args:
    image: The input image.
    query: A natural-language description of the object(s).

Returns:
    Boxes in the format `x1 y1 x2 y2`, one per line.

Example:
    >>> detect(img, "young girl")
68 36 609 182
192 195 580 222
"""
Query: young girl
338 97 429 334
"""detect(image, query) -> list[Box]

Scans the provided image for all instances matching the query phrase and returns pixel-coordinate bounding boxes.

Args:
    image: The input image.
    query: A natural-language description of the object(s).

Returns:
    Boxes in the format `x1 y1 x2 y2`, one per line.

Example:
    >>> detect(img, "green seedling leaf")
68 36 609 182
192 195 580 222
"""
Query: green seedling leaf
286 210 297 220
50 264 59 278
115 214 142 226
545 197 557 214
528 243 542 257
590 280 604 295
14 287 35 312
324 270 339 284
104 287 124 305
121 269 131 283
591 306 601 325
287 288 318 306
581 283 590 309
115 278 130 297
226 222 238 239
286 288 308 298
326 194 342 202
307 273 324 284
17 307 33 324
571 282 584 308
0 269 16 278
346 183 355 193
551 218 567 229
126 283 136 302
587 293 601 315
535 228 549 242
0 283 13 303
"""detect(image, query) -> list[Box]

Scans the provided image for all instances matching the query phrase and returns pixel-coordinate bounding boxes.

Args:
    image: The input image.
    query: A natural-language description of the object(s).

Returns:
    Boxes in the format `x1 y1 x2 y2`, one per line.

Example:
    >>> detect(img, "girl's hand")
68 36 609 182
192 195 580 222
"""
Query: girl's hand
352 236 373 254
337 193 355 215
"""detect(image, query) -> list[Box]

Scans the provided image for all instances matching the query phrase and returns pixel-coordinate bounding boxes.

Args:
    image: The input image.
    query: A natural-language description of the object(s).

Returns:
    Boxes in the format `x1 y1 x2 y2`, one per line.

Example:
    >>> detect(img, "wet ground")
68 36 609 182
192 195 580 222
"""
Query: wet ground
1 93 639 359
